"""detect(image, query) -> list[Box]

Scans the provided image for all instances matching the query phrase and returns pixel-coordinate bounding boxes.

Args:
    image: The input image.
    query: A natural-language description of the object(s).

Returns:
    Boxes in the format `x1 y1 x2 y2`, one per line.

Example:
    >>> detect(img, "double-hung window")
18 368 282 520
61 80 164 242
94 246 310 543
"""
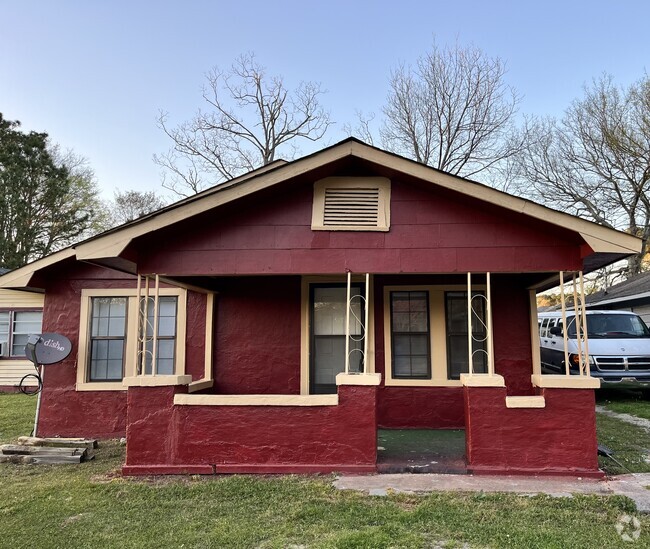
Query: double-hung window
0 310 43 358
77 288 186 390
384 286 487 385
88 297 127 382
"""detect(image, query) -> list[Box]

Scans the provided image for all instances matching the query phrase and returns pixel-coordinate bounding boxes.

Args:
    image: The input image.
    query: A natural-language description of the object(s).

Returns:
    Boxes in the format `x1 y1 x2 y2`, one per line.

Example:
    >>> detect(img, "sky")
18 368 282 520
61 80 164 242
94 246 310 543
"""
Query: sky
2 1 649 200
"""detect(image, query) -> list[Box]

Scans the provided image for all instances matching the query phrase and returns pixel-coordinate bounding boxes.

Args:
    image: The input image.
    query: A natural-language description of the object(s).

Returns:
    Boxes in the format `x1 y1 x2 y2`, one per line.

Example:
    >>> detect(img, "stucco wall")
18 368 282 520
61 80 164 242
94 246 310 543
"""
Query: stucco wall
464 387 600 476
123 384 378 475
212 276 301 394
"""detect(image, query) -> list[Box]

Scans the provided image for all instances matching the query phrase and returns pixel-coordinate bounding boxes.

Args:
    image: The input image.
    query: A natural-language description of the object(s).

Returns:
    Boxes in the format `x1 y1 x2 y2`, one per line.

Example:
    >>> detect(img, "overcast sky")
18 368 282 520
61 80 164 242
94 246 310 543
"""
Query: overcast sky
2 1 649 200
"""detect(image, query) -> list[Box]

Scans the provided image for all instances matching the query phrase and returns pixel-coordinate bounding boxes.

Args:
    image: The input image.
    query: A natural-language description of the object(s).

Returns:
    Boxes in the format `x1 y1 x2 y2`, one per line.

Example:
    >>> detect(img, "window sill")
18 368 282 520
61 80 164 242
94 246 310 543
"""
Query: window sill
76 381 126 392
123 375 193 387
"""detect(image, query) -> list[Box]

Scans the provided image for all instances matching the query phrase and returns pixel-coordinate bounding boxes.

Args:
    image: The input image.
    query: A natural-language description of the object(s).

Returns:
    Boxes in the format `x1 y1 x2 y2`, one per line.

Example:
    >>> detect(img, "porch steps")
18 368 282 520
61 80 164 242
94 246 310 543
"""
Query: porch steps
505 395 546 409
0 437 97 465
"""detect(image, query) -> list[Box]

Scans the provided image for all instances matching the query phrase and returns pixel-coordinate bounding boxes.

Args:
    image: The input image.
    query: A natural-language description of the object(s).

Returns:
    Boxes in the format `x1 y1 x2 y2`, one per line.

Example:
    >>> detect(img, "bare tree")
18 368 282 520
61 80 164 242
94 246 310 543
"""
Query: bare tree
369 41 521 179
514 74 650 276
110 190 168 226
155 53 332 197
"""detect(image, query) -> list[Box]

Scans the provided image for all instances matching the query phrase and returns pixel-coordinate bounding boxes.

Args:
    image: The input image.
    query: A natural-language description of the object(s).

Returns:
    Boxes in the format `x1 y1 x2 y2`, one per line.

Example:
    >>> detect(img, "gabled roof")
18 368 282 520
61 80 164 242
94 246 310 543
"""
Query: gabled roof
0 138 642 289
586 271 650 306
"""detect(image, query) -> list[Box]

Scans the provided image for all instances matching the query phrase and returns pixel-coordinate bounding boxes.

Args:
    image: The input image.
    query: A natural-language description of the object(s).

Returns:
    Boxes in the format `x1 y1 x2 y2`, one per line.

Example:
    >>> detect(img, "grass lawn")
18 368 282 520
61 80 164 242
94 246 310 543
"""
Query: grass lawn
1 393 650 548
0 392 37 441
597 388 650 420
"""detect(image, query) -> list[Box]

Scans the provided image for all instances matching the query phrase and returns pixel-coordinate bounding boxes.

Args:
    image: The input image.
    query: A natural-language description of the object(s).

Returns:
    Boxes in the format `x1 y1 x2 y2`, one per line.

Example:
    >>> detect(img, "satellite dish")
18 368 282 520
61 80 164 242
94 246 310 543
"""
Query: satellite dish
26 333 73 366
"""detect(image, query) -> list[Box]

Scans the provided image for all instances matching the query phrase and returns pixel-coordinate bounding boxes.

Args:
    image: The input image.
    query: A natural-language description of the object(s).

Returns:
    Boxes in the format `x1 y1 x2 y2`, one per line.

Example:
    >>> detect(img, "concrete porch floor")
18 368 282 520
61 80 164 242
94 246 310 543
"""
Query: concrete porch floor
377 429 467 474
334 472 650 513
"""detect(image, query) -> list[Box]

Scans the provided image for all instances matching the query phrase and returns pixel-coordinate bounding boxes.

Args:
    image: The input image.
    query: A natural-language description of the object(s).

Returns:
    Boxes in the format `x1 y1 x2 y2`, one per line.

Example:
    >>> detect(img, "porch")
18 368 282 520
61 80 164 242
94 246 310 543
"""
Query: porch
120 270 602 477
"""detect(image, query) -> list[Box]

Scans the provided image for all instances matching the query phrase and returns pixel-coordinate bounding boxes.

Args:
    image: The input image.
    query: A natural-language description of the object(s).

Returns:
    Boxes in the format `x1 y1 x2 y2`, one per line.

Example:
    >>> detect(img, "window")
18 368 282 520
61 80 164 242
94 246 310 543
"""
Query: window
0 310 43 358
89 297 127 381
310 283 364 394
77 288 187 390
383 285 488 386
445 291 487 379
390 291 431 379
142 296 178 375
311 177 391 231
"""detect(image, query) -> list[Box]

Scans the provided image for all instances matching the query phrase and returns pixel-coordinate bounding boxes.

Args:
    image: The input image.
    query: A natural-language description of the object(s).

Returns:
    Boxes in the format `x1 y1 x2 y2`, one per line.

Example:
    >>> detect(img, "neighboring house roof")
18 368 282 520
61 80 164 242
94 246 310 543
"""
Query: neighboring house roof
0 137 642 290
586 271 650 307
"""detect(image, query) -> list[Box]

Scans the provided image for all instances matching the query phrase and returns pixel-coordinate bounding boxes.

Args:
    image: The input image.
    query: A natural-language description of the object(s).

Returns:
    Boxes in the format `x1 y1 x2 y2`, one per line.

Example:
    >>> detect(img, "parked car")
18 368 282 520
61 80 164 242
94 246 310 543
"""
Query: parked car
538 310 650 387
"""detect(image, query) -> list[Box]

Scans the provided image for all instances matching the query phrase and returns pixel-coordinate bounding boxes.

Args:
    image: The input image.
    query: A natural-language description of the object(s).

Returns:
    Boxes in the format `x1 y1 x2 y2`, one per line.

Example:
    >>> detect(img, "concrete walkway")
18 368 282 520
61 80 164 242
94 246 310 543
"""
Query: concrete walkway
334 472 650 512
596 405 650 432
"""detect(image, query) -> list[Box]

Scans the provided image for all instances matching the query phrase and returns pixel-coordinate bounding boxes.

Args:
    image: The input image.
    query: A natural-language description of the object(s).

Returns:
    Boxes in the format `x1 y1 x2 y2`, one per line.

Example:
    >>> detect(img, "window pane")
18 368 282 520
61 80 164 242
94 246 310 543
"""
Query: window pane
89 298 126 381
446 292 487 379
390 291 431 379
0 312 9 346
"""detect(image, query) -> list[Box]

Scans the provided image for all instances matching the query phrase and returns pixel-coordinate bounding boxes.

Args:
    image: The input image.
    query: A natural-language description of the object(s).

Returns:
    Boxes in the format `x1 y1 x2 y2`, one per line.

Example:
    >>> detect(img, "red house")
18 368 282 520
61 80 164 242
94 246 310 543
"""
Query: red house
0 139 641 476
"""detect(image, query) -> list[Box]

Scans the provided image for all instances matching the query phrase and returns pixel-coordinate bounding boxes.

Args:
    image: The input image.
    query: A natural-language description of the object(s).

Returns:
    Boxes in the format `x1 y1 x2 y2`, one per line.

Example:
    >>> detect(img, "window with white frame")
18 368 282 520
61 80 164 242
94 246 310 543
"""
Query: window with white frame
384 286 487 386
0 310 43 358
141 296 178 375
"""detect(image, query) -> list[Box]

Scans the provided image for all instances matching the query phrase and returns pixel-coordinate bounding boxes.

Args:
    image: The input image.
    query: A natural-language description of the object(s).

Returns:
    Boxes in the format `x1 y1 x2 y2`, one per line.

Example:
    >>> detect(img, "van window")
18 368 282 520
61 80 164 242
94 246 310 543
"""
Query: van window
568 314 650 339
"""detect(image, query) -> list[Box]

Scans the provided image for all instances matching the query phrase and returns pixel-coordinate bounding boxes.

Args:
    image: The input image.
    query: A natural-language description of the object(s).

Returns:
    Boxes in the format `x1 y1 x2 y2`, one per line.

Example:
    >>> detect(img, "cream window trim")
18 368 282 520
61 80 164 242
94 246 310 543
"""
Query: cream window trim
383 285 486 388
76 287 187 391
311 177 391 232
300 275 376 395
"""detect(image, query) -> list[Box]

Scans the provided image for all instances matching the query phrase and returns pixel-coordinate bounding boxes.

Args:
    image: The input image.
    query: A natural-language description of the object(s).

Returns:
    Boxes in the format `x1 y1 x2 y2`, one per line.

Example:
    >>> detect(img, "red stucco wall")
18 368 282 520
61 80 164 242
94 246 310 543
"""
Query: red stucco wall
213 276 301 394
36 262 210 438
464 387 600 476
123 384 378 475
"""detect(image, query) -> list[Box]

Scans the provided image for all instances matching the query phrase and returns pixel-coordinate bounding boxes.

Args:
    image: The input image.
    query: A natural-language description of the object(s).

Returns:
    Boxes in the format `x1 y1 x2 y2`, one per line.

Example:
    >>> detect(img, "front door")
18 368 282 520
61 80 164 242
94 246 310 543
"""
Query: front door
309 283 364 394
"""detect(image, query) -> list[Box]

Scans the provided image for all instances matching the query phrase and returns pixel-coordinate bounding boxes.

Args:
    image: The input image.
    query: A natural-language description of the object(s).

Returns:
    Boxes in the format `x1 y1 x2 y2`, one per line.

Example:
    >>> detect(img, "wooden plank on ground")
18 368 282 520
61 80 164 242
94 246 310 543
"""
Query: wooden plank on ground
0 454 33 464
1 444 87 457
29 454 82 464
17 436 98 449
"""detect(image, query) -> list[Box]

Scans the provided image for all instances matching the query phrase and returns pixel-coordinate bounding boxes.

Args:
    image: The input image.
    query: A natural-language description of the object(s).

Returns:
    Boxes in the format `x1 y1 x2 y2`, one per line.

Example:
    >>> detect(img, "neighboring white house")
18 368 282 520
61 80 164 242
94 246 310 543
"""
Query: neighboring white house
0 280 43 390
586 272 650 325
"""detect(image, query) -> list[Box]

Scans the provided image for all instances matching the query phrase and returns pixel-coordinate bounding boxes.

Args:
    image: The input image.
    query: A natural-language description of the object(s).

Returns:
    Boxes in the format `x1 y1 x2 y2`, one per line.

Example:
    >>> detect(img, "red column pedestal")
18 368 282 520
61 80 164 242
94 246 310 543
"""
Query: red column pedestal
464 386 602 477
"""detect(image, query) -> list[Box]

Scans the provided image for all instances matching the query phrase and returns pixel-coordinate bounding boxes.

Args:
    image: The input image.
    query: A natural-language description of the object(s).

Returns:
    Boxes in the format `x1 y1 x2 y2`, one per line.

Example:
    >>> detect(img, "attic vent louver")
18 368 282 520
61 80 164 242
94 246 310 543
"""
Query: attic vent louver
312 177 391 232
323 188 379 227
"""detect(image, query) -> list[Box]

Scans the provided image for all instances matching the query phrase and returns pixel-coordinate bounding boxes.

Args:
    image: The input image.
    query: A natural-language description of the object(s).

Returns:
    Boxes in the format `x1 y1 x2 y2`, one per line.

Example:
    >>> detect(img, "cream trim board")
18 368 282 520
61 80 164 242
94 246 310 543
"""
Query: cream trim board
531 374 601 389
76 287 187 391
300 275 376 395
336 373 382 386
529 290 542 376
460 373 506 387
174 393 339 406
311 176 391 231
505 395 545 408
123 375 192 387
383 285 486 387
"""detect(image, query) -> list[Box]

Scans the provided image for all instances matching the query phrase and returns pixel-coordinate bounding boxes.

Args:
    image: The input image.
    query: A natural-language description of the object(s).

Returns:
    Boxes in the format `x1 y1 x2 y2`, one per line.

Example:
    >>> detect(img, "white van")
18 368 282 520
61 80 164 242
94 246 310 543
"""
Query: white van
538 310 650 386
